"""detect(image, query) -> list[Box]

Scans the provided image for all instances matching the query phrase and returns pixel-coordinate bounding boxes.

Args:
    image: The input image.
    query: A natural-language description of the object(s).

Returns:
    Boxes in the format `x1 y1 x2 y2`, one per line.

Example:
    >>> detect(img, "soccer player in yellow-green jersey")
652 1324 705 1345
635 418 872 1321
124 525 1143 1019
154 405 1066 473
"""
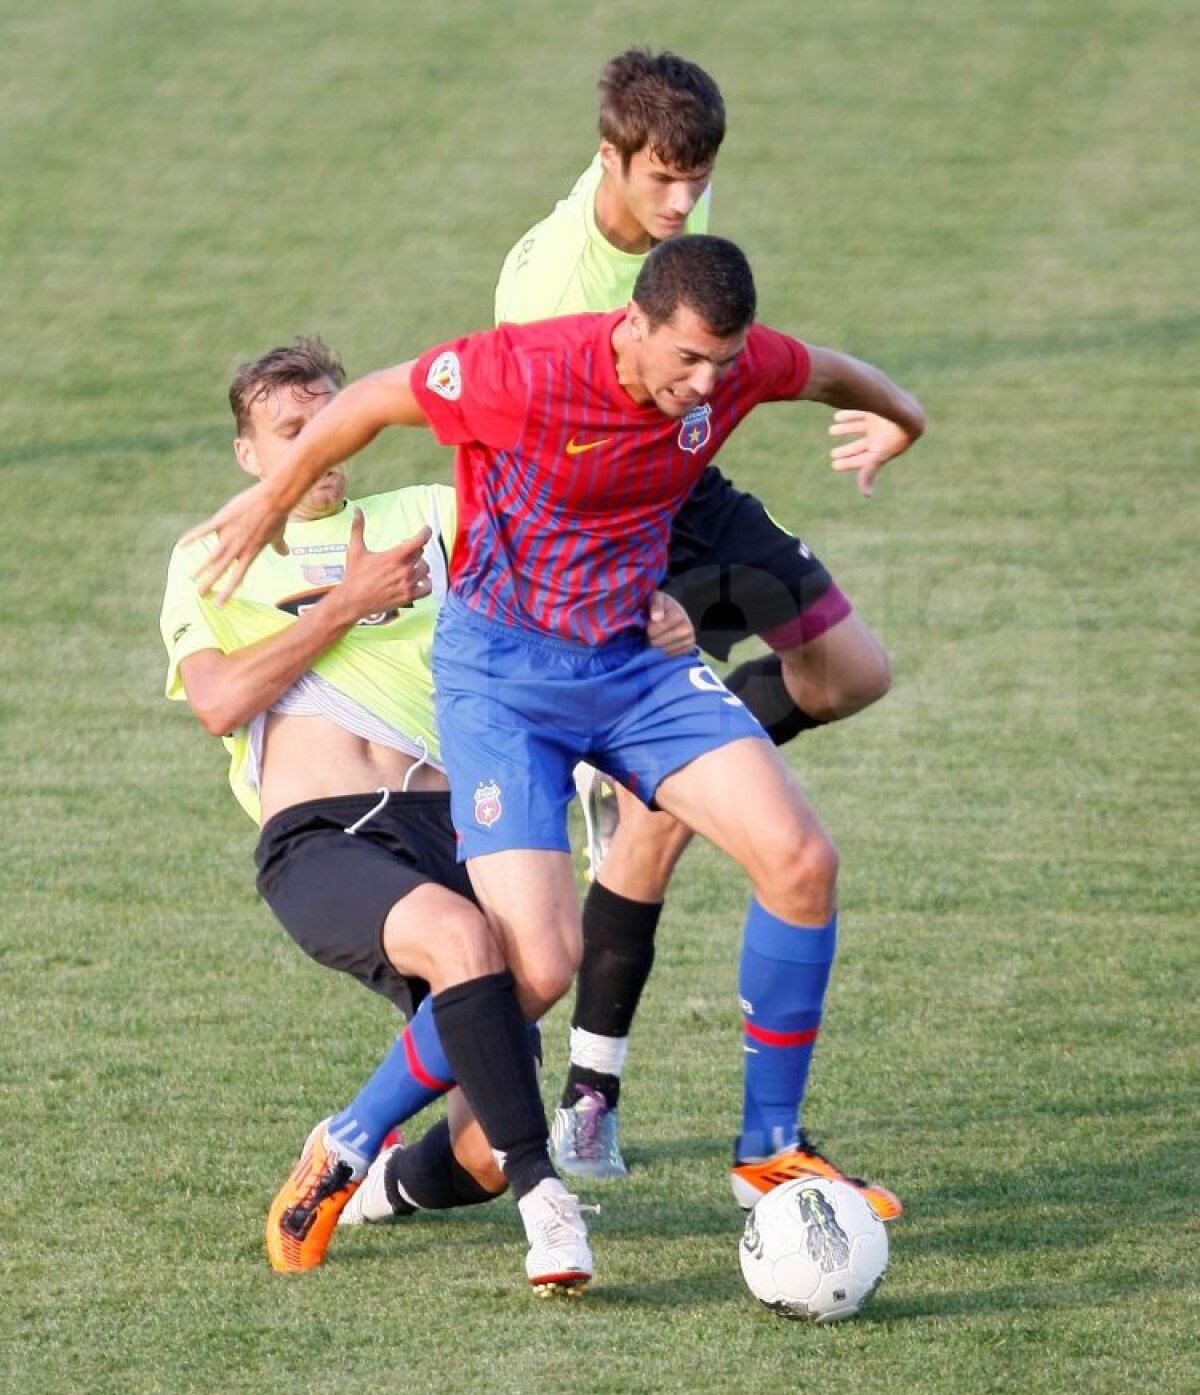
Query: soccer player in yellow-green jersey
162 482 452 824
162 336 599 1292
498 48 906 1225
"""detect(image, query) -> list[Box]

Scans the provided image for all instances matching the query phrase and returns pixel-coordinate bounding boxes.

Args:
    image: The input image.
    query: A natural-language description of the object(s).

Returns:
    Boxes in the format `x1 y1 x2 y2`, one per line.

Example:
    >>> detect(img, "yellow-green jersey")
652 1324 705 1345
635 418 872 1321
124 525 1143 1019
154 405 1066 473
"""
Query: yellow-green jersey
160 486 456 824
494 153 712 325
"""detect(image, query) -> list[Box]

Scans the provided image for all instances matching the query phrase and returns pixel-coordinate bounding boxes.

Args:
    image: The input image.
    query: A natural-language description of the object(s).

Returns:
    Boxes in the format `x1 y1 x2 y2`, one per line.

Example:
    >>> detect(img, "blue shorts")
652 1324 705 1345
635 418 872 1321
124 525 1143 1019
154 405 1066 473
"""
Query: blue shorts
432 594 770 860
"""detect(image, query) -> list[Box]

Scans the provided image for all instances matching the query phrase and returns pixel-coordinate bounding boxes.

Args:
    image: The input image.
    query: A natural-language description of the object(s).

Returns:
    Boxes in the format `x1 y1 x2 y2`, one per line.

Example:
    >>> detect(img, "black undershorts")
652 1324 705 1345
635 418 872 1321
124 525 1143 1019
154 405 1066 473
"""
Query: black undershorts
254 789 475 1018
665 467 851 662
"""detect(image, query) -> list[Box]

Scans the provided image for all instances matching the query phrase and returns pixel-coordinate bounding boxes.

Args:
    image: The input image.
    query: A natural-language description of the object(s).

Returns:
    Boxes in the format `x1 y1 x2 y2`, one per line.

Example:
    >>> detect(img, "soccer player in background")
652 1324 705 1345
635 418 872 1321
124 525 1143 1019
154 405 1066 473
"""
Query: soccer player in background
185 235 924 1227
163 339 701 1291
494 49 901 1201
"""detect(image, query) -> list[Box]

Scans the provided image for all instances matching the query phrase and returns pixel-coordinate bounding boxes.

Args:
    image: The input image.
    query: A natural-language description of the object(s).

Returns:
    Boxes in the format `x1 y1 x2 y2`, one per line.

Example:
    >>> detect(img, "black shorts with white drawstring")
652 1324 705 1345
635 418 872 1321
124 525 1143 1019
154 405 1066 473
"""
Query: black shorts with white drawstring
254 789 475 1018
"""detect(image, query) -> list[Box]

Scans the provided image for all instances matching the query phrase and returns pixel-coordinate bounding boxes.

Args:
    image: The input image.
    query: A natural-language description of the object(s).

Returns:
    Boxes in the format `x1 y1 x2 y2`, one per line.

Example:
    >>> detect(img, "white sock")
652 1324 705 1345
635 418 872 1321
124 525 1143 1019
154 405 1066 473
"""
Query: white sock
569 1026 630 1077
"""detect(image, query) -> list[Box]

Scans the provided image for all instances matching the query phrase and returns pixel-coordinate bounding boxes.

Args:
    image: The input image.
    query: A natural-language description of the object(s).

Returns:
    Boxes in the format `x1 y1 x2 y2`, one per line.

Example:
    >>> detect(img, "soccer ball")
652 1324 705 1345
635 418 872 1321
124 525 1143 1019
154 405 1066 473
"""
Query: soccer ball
739 1176 889 1322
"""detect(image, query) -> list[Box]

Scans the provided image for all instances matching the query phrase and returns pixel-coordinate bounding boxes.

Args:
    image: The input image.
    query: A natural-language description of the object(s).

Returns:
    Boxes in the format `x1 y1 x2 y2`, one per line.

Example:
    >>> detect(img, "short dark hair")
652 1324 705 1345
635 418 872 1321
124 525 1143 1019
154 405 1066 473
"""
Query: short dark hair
632 235 757 339
228 335 346 434
598 48 725 171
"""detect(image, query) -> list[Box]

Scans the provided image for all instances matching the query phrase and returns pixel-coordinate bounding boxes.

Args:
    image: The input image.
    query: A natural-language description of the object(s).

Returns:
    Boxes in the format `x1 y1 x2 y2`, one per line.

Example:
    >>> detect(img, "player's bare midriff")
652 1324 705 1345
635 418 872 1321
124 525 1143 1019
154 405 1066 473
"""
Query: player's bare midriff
258 711 448 823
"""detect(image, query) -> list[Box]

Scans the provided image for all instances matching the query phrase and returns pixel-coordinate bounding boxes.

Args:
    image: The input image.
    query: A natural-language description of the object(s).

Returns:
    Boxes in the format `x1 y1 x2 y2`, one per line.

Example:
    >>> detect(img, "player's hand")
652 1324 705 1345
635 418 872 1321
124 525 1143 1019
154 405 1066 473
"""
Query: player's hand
829 410 917 497
340 513 433 616
183 482 290 603
647 591 696 657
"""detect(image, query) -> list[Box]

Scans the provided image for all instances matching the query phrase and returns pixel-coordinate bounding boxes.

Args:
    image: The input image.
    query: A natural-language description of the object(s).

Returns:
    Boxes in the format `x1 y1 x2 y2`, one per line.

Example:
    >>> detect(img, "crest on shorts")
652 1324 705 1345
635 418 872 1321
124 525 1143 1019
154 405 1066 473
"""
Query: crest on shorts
473 780 503 828
426 350 462 401
677 403 712 454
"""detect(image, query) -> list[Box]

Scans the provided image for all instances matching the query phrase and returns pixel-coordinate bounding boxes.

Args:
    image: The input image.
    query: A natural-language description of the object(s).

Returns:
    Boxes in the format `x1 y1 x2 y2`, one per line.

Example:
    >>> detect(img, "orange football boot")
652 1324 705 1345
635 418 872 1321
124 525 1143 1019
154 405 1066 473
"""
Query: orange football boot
731 1132 903 1222
266 1120 362 1272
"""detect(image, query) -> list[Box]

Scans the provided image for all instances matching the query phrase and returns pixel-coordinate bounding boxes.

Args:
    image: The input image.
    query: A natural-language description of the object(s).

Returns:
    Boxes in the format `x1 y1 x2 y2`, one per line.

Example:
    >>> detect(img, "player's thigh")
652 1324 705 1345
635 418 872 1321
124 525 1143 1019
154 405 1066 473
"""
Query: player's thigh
254 795 453 1014
465 847 582 1018
654 736 837 910
382 882 504 993
599 783 696 901
776 609 891 717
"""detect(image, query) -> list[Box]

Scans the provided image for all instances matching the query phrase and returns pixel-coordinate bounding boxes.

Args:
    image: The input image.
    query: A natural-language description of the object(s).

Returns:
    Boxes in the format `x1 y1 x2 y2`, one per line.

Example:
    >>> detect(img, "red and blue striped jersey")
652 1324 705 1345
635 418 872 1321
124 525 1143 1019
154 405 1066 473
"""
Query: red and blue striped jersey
411 310 811 644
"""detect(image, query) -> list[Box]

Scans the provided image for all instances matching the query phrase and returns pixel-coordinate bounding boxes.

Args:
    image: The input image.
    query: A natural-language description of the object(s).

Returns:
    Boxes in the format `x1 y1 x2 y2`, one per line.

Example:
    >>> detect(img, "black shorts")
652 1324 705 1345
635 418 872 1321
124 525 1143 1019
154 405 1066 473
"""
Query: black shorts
254 790 475 1018
665 467 852 661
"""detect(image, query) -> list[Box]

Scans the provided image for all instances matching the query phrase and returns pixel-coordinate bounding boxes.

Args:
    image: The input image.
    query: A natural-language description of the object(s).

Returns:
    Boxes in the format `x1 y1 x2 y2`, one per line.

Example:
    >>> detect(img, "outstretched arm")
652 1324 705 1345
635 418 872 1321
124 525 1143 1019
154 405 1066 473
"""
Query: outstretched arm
801 347 926 497
185 362 430 600
180 512 433 735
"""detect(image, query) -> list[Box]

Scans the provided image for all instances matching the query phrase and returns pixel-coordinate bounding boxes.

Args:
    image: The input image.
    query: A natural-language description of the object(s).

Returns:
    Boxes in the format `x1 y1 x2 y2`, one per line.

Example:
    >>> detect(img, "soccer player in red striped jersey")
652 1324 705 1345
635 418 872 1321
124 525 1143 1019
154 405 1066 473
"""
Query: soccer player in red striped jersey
498 51 904 1200
187 235 925 1238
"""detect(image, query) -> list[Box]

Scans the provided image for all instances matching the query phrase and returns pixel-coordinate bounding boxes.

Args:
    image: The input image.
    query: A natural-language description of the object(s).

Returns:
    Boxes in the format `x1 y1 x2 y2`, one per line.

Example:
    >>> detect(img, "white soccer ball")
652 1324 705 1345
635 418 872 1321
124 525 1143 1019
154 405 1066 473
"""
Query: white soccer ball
739 1176 889 1322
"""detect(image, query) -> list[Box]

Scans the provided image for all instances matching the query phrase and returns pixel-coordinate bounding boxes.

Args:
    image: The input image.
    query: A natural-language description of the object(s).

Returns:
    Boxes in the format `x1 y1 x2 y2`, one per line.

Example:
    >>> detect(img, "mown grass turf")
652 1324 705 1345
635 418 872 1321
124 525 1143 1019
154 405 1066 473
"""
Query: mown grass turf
2 2 1196 1392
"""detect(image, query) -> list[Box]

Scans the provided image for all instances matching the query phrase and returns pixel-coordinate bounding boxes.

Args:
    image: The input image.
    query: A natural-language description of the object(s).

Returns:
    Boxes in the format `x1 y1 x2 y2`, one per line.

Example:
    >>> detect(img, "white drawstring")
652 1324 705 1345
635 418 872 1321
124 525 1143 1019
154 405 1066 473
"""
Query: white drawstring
342 740 433 833
401 738 431 793
343 787 391 835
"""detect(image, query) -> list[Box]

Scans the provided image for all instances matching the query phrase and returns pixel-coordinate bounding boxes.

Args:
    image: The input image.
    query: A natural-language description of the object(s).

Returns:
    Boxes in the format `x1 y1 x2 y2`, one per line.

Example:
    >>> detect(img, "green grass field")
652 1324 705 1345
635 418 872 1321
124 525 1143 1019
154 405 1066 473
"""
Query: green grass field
3 1 1197 1391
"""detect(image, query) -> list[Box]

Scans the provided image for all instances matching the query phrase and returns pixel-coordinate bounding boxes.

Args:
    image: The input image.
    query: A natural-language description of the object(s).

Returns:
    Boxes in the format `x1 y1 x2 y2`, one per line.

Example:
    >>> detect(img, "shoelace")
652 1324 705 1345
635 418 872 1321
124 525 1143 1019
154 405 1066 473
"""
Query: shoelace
285 1157 356 1237
795 1131 869 1189
535 1191 600 1244
572 1085 611 1159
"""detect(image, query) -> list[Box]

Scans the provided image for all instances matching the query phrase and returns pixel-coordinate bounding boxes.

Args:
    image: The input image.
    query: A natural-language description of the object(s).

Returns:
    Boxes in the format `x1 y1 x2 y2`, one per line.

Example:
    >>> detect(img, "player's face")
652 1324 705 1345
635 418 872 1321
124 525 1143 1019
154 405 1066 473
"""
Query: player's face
235 379 347 520
600 142 714 250
623 304 748 419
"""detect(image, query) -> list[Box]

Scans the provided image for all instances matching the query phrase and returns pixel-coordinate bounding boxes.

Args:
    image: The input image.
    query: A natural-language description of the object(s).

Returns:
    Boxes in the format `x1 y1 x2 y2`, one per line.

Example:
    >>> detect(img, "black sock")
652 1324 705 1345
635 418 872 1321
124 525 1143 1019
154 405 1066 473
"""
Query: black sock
432 970 553 1201
725 654 825 745
560 883 662 1110
576 882 661 1036
386 1118 501 1213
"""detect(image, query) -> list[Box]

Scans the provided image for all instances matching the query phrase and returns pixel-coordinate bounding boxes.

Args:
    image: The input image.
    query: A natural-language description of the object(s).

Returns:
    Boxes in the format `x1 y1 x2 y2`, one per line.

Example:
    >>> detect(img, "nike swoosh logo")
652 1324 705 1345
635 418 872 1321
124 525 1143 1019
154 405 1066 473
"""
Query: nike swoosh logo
565 436 614 456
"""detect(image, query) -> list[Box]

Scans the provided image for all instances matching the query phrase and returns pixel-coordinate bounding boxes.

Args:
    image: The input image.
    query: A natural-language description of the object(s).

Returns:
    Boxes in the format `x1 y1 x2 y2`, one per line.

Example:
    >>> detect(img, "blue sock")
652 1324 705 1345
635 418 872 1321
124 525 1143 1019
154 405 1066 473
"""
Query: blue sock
737 901 837 1161
327 995 454 1171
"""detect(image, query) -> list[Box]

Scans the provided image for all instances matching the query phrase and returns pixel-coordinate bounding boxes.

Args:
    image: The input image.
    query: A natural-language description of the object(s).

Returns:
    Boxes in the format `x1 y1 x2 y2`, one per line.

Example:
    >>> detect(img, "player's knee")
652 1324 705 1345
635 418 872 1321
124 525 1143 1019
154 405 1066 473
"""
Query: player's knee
847 644 892 711
759 826 839 924
779 630 892 722
427 902 505 984
825 640 892 718
513 946 579 1018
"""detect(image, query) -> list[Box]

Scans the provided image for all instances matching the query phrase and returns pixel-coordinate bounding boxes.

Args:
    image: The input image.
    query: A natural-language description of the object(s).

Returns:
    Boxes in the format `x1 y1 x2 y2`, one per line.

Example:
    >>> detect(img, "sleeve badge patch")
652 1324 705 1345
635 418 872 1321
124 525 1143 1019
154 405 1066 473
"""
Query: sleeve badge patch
426 350 462 401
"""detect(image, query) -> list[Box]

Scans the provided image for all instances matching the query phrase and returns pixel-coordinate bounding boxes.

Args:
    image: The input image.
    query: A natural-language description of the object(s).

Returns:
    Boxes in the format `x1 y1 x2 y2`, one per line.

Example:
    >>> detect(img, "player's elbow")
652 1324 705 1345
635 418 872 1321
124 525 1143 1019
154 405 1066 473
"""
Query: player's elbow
194 707 238 739
187 693 243 739
902 394 927 442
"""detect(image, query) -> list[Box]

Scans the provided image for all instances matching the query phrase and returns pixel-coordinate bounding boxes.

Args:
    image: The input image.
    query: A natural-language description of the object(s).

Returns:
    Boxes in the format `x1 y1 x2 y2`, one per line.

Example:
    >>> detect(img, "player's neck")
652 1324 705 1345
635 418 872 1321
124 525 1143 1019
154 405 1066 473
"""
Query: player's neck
593 178 652 254
609 320 651 405
291 498 348 525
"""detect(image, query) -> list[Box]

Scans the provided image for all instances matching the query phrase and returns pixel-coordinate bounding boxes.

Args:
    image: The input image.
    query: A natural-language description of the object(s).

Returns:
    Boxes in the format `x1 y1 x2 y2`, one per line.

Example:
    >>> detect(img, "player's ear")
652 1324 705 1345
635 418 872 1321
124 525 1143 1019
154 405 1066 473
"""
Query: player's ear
627 301 646 341
233 436 262 480
599 140 623 178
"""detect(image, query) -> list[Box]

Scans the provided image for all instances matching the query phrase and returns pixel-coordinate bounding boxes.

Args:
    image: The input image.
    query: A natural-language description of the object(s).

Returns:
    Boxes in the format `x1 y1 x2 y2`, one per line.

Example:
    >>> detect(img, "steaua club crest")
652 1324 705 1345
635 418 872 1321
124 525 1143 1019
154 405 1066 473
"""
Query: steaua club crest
678 403 713 454
473 780 503 828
